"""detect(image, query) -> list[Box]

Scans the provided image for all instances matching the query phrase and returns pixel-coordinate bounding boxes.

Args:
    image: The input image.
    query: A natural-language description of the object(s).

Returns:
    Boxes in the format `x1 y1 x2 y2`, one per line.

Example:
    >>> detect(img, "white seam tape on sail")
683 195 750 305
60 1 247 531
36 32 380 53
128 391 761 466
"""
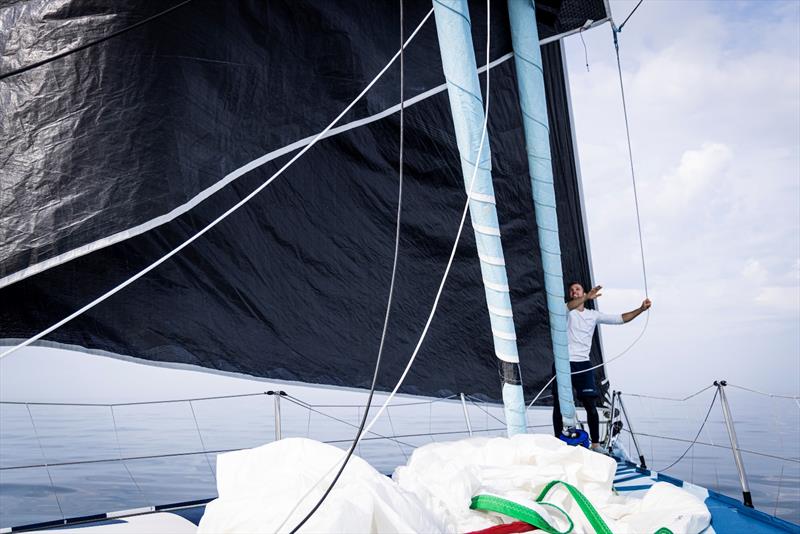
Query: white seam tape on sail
478 253 505 266
473 223 501 236
0 7 437 362
495 350 519 363
276 1 495 529
487 304 513 317
483 280 510 293
492 328 517 341
0 51 513 290
469 191 496 204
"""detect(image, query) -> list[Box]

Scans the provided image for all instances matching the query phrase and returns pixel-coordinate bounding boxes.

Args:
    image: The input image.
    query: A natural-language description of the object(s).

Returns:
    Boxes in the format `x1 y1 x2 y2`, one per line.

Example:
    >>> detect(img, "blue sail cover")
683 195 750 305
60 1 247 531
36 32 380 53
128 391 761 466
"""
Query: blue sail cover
0 0 609 401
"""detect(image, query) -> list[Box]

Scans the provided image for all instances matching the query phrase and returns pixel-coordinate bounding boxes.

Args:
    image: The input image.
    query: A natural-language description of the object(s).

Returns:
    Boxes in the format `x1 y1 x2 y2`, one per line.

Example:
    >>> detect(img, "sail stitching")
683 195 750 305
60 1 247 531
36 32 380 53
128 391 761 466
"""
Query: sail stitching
0 50 515 290
0 7 436 361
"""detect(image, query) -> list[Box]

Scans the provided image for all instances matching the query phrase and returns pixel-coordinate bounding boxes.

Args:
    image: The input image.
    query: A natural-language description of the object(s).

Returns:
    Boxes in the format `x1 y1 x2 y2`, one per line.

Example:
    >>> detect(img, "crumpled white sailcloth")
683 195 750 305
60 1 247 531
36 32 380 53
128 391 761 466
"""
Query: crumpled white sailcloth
393 433 710 534
197 438 446 533
198 435 710 533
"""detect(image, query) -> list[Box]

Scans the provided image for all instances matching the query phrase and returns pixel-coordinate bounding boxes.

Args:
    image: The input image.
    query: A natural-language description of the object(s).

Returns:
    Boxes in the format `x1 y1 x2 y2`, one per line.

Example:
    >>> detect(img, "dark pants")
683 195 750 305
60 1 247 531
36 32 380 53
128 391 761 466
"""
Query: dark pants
551 361 600 443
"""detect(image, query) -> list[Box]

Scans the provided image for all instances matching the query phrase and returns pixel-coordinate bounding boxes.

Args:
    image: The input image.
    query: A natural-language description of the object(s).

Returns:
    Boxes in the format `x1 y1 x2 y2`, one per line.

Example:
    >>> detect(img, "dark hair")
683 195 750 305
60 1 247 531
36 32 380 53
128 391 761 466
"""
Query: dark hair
566 281 585 292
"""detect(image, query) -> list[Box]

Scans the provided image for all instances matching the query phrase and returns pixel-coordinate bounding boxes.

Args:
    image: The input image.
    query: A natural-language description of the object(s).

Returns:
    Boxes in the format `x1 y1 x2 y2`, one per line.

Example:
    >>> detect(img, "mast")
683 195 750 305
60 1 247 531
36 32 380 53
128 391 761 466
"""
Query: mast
432 0 527 436
507 0 576 430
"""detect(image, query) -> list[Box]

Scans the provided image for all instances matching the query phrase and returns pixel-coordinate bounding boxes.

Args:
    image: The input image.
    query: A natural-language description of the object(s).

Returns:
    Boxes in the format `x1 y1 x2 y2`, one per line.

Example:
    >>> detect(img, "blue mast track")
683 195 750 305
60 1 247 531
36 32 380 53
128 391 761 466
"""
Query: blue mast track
432 0 527 436
507 0 576 430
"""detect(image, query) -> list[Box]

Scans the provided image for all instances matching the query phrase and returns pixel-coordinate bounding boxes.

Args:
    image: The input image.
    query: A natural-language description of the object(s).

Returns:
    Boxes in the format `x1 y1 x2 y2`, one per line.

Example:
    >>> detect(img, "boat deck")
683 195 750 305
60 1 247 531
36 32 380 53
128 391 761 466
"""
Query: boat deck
612 461 798 533
5 460 798 533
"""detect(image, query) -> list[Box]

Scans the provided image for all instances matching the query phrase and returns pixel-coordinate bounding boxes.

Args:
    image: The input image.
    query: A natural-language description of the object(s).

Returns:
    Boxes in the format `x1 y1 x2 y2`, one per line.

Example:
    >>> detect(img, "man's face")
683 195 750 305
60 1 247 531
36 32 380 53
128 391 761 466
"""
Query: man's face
569 283 584 299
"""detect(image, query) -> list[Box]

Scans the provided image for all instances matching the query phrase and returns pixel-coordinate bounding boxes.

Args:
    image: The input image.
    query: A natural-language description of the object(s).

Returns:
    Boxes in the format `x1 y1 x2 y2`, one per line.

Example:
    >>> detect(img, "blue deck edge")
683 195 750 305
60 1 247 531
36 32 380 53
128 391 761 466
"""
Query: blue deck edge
618 460 799 533
3 462 798 532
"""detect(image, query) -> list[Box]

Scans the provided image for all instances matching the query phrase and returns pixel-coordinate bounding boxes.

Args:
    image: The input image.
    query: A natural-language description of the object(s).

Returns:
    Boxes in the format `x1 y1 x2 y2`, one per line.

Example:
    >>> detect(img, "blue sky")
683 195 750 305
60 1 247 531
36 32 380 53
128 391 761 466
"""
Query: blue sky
565 0 799 394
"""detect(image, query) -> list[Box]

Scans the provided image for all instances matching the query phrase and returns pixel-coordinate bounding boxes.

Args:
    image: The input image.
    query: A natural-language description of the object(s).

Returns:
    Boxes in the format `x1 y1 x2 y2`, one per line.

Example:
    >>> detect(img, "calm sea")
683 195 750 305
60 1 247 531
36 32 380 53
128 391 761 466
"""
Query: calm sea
1 388 798 528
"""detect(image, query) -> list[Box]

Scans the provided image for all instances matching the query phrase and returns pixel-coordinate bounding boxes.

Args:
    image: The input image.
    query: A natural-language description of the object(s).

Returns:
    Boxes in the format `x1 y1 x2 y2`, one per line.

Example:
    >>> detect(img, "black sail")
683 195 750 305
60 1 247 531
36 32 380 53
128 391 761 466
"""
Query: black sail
0 0 609 400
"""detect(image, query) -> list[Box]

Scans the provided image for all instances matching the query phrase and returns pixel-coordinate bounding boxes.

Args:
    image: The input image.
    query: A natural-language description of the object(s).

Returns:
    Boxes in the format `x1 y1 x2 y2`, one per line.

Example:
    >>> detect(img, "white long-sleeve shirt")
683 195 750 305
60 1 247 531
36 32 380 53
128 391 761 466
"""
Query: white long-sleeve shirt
567 308 623 362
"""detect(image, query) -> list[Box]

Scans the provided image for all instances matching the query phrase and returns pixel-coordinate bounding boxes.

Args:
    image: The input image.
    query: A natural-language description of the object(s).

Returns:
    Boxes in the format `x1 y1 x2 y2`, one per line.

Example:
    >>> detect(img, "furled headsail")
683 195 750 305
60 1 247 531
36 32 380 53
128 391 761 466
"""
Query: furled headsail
0 0 609 401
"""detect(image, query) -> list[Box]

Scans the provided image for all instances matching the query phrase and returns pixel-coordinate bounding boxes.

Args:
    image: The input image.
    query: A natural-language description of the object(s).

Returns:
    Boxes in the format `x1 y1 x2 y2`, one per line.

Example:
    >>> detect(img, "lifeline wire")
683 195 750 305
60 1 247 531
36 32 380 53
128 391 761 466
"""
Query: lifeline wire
657 387 718 471
0 0 196 80
0 392 457 409
281 395 417 448
622 384 715 402
0 7 435 363
727 384 800 400
0 392 267 407
465 395 507 426
621 429 800 465
287 0 407 523
278 2 494 530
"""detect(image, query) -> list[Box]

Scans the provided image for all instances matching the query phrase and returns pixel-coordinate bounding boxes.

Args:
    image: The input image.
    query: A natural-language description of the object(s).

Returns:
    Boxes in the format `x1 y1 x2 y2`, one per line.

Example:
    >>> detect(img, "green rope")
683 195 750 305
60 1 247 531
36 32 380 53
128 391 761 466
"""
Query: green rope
535 481 613 534
471 480 676 534
470 494 573 534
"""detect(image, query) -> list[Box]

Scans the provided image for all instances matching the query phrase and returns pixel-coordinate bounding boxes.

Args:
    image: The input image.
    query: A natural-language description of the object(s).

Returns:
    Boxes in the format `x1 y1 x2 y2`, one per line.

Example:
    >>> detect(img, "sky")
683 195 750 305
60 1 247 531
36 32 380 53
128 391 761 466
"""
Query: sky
1 0 798 402
564 0 800 394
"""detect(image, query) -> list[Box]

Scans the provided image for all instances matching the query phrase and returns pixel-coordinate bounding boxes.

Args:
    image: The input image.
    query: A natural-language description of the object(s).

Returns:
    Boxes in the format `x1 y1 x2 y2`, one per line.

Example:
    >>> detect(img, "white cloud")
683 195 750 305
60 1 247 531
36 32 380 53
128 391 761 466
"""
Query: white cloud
754 286 800 312
565 0 800 393
742 258 768 285
651 143 733 214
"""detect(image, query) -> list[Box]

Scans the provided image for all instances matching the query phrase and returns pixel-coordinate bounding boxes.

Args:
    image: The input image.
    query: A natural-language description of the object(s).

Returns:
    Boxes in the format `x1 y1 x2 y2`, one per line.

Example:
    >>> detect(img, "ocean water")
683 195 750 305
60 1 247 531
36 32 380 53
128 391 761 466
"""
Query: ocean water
0 388 798 528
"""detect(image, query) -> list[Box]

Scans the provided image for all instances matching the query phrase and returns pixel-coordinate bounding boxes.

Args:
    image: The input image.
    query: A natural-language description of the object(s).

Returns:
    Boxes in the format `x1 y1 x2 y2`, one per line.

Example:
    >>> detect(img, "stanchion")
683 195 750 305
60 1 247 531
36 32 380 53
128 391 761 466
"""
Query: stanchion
617 392 646 469
268 391 285 441
715 380 753 507
460 393 473 436
604 389 618 450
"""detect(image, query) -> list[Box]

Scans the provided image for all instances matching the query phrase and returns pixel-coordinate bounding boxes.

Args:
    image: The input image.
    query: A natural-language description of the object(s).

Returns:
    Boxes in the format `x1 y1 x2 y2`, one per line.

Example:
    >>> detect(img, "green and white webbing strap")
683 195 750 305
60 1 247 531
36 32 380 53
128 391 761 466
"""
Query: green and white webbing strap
471 480 675 534
470 494 573 534
534 481 611 534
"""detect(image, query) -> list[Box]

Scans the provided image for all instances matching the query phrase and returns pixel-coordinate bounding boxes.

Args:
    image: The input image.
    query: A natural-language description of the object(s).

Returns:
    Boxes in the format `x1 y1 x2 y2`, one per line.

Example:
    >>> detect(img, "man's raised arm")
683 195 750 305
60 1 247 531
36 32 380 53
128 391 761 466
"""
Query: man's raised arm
621 298 652 323
567 285 602 311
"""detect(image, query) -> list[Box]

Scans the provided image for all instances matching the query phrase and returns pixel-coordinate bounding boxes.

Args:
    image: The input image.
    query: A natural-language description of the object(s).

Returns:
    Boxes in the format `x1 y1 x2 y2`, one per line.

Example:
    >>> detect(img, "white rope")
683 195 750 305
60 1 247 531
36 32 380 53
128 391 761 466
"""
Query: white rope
275 1 493 529
614 7 648 299
0 7 436 363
